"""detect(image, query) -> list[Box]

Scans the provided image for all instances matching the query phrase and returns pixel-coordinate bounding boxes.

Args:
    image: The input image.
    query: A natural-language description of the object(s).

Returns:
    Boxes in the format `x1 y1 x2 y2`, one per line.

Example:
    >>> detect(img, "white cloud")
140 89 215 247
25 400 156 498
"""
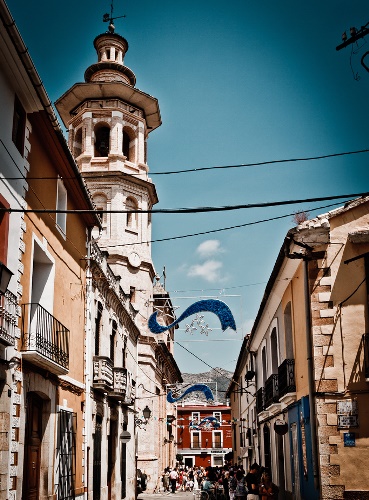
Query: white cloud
196 240 224 258
187 259 223 283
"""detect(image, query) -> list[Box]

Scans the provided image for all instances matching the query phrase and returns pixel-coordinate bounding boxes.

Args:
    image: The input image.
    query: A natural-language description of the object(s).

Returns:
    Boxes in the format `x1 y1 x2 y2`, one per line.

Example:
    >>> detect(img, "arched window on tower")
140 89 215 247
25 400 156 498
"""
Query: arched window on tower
94 123 110 157
93 194 108 236
73 127 82 158
122 127 135 162
126 196 138 230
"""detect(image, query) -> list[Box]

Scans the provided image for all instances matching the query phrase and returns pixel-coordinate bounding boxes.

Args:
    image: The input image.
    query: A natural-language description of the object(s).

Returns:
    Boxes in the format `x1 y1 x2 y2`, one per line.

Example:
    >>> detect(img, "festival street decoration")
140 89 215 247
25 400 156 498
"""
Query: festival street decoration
148 299 237 334
189 416 220 430
166 383 214 403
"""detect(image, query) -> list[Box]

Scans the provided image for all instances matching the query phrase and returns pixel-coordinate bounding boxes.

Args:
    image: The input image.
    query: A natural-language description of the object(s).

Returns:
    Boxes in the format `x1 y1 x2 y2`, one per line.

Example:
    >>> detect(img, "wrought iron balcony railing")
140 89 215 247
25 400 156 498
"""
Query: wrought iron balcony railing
278 359 296 398
93 356 113 391
264 374 279 408
21 303 69 375
256 387 265 413
0 290 18 346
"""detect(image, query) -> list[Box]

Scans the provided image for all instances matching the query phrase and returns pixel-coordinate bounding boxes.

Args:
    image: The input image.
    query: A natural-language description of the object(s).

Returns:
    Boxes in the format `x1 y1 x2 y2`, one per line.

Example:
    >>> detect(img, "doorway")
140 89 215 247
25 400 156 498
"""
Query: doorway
22 393 44 500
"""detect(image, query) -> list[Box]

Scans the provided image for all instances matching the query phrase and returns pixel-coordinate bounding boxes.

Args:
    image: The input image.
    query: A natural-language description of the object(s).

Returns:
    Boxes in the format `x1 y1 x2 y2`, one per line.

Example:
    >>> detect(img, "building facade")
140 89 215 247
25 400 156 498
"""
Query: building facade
228 198 369 499
175 401 233 469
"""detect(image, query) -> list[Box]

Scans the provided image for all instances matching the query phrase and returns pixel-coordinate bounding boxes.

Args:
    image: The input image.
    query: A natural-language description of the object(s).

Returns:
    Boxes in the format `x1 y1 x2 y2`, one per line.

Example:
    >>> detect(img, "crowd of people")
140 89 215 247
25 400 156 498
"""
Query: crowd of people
159 463 279 499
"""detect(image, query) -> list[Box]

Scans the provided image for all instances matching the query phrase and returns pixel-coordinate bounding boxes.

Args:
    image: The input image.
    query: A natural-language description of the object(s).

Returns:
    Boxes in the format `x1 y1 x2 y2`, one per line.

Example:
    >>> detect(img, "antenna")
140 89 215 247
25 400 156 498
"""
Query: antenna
103 1 126 33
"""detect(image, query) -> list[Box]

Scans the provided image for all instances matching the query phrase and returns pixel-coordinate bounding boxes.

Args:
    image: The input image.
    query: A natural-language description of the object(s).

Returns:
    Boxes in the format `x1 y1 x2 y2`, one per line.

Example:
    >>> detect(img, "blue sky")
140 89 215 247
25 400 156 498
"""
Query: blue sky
7 0 369 373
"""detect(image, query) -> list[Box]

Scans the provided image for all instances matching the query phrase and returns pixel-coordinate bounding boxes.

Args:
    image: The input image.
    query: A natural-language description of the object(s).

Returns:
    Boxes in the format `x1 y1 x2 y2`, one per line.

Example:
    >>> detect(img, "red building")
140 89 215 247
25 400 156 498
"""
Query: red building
176 402 233 468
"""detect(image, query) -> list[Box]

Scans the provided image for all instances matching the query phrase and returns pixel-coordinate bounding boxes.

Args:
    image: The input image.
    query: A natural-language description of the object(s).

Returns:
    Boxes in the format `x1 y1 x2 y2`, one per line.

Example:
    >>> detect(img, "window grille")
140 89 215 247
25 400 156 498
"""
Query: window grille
57 409 76 499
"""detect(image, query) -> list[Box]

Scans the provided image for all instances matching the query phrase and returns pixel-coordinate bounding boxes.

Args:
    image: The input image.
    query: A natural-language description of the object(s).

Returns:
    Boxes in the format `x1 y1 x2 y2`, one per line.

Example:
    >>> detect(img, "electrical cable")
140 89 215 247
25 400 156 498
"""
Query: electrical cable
1 192 368 215
4 147 368 178
103 200 346 248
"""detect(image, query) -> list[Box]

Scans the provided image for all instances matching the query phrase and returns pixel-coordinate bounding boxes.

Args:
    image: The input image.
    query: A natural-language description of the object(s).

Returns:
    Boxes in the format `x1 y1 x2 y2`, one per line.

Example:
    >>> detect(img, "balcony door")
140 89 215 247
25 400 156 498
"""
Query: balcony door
22 393 43 500
30 239 54 312
93 415 103 500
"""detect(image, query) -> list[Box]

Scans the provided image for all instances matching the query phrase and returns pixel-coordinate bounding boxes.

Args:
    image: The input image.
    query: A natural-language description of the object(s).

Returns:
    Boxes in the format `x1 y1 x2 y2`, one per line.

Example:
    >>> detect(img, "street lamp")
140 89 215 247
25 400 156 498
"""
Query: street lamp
0 262 13 295
135 406 151 428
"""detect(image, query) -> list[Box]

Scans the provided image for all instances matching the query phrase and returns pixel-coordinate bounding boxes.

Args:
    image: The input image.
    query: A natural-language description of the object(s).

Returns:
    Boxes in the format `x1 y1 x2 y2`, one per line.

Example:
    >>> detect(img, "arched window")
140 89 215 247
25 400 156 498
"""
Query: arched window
284 302 294 359
94 124 110 157
262 346 267 386
93 194 108 236
122 127 135 162
126 196 138 229
270 327 278 374
73 127 82 158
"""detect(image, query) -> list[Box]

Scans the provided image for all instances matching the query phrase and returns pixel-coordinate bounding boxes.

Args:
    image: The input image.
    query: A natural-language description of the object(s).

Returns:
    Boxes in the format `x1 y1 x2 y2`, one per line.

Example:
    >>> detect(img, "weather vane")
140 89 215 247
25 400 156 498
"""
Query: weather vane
103 1 126 33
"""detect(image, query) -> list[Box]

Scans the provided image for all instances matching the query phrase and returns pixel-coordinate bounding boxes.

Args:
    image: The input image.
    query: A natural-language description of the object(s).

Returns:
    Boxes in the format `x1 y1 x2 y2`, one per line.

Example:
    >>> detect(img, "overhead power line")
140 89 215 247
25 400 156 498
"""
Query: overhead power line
2 148 369 179
1 191 368 215
103 200 346 248
151 148 369 175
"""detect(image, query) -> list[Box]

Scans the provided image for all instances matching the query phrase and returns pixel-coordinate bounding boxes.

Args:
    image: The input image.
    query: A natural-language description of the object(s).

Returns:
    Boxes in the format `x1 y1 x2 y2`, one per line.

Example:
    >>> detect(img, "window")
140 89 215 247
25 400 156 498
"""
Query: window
93 194 108 236
56 178 67 233
12 95 26 155
126 197 138 230
0 194 10 263
122 127 135 162
191 431 200 449
110 320 117 365
57 409 76 500
72 128 82 158
284 302 294 359
95 302 103 356
94 124 110 157
213 411 222 426
191 412 200 424
213 430 222 448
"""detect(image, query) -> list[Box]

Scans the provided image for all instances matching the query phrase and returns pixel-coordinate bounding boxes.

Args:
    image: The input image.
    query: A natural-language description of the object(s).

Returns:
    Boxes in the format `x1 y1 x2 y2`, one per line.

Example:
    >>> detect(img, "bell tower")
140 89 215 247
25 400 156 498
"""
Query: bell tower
55 19 161 323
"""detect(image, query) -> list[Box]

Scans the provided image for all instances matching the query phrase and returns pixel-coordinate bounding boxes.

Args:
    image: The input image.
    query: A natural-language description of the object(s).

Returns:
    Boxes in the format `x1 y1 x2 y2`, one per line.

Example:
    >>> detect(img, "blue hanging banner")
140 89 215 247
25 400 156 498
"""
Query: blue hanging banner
148 299 236 334
167 384 214 403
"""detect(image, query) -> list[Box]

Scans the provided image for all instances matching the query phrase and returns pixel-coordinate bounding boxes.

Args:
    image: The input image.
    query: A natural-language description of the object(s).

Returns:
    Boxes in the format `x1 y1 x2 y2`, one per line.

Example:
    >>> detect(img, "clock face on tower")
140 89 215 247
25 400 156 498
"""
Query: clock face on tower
128 251 141 268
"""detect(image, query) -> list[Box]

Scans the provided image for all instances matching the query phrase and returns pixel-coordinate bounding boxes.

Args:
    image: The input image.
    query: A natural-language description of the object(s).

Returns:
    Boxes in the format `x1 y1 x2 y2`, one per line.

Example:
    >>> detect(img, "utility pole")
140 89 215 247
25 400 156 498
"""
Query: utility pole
336 23 369 51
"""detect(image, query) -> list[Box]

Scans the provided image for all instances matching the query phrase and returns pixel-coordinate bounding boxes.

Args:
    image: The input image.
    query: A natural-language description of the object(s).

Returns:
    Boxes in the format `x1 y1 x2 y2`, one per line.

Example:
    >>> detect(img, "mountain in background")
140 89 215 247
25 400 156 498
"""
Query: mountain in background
181 368 233 404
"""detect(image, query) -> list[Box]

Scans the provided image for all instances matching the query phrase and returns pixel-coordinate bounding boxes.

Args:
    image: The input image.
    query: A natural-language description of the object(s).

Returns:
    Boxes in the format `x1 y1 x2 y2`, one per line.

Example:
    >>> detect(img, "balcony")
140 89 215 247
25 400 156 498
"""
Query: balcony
21 303 69 375
93 356 113 391
0 290 18 346
278 359 296 399
264 374 279 409
110 367 135 404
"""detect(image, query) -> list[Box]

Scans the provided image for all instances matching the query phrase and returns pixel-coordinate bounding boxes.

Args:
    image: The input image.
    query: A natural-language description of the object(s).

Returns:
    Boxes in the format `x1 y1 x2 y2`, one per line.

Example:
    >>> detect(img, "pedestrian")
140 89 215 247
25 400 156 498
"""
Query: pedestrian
233 469 247 500
169 468 178 493
229 470 236 500
163 469 170 492
259 471 279 500
245 463 259 500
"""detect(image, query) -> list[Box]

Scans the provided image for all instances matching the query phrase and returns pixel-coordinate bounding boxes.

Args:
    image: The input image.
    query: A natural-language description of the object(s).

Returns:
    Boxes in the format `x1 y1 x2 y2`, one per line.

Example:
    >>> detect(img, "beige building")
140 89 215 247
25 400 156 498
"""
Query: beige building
0 1 101 499
228 198 369 499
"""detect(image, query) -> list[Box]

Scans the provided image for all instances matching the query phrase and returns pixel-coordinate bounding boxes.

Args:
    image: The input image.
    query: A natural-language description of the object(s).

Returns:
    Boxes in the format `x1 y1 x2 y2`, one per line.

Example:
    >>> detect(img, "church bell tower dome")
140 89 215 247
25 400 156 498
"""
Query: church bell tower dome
84 32 136 86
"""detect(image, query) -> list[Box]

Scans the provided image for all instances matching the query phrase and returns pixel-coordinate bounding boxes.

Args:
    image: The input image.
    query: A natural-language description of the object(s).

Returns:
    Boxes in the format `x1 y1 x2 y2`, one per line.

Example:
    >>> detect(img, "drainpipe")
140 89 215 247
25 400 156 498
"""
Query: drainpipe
284 237 319 493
